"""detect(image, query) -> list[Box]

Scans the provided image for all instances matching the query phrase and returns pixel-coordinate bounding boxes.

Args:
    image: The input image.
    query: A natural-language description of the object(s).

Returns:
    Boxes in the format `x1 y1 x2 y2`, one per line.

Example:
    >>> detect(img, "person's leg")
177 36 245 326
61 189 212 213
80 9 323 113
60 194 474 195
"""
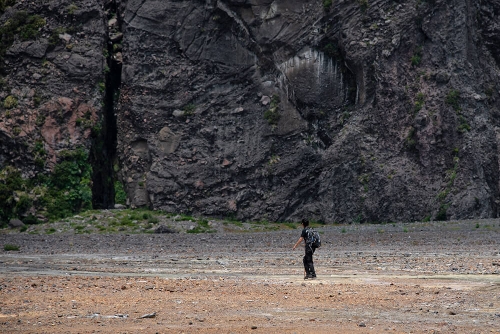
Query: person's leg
303 253 309 278
309 247 316 277
304 246 314 278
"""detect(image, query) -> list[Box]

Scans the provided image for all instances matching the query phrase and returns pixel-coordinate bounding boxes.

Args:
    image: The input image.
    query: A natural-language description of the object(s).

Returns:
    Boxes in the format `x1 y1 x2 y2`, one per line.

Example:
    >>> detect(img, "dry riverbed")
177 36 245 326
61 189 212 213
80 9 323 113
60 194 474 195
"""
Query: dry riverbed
1 212 500 333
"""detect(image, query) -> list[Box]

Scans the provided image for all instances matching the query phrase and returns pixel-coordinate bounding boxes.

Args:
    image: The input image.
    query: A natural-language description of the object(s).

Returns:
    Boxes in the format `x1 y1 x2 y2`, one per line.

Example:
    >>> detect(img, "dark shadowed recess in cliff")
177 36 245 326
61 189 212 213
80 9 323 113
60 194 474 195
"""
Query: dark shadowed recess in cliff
89 0 121 209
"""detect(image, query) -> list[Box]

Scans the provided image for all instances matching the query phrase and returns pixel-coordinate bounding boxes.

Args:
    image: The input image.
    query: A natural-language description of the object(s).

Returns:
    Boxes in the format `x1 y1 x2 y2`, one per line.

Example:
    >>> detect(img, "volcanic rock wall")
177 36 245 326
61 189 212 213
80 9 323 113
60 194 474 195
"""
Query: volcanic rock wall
0 0 106 173
2 0 500 223
114 0 500 223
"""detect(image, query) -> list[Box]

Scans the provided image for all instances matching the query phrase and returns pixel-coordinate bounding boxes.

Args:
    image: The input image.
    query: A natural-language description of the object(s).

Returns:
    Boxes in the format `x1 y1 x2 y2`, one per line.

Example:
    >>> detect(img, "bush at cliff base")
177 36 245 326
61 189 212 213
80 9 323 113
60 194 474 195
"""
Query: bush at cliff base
0 148 92 226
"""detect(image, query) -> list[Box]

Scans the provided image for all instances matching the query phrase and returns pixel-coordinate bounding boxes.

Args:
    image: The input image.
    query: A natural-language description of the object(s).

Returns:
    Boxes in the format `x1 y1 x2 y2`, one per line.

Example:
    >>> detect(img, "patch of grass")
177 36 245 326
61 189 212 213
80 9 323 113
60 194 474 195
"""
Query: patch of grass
4 244 19 251
177 214 195 221
45 227 56 234
223 219 243 228
118 216 138 227
187 219 215 234
148 216 159 224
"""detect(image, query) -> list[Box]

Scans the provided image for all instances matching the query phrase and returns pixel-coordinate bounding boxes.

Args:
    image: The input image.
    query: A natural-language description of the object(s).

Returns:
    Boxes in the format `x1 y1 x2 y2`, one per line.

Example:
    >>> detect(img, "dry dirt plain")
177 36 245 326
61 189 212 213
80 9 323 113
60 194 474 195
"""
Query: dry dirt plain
1 217 500 333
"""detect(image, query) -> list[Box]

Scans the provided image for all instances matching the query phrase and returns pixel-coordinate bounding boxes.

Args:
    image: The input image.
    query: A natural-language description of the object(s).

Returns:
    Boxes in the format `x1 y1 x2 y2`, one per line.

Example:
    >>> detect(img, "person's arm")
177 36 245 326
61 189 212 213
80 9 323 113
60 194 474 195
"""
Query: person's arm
292 237 304 250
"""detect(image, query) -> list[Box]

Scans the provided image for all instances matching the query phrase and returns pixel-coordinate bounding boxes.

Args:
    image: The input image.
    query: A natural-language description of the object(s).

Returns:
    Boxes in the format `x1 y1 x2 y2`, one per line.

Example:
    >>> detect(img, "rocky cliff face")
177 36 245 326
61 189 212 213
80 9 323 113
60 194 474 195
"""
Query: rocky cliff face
2 0 500 224
0 0 113 222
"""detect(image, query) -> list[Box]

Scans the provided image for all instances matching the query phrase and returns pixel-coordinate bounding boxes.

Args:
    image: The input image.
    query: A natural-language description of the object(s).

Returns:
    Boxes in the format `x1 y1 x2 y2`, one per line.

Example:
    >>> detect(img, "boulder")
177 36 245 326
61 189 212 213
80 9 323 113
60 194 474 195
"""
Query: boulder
154 225 177 234
8 219 25 229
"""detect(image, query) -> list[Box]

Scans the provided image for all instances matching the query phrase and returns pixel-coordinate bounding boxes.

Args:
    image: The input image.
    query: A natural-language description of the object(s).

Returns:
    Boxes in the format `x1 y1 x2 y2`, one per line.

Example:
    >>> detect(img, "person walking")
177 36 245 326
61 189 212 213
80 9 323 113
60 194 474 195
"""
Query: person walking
292 218 317 279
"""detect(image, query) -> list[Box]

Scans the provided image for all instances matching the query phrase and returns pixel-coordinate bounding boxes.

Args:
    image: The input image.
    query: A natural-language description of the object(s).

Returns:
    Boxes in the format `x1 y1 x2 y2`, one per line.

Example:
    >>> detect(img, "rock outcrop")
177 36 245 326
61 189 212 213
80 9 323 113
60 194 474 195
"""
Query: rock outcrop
2 0 500 223
0 0 108 221
114 0 500 223
0 1 106 172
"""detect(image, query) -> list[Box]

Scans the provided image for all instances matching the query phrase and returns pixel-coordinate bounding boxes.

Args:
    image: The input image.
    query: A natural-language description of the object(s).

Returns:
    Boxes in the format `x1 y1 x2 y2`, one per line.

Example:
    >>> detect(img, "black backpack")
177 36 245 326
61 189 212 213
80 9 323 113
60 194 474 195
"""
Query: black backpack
305 227 321 248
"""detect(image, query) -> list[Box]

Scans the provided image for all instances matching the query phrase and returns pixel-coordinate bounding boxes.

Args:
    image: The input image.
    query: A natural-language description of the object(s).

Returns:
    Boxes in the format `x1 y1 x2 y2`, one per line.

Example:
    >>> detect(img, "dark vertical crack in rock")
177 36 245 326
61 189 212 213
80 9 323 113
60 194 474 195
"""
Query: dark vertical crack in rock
90 0 122 209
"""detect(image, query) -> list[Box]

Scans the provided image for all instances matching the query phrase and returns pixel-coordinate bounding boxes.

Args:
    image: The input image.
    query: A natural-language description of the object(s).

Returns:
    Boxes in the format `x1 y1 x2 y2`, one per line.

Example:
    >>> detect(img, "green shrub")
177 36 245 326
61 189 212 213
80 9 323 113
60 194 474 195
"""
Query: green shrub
19 14 45 40
264 95 281 125
32 142 45 158
98 81 105 93
435 204 448 221
4 244 19 251
323 43 341 60
358 0 368 12
43 148 92 220
445 90 460 111
0 166 24 223
66 3 78 15
114 180 127 204
14 194 32 215
458 115 470 133
323 0 332 10
0 11 45 68
48 27 66 46
33 91 42 107
22 214 40 225
3 95 17 109
411 46 423 66
414 92 425 113
405 127 417 149
182 103 196 116
0 0 16 13
411 54 421 66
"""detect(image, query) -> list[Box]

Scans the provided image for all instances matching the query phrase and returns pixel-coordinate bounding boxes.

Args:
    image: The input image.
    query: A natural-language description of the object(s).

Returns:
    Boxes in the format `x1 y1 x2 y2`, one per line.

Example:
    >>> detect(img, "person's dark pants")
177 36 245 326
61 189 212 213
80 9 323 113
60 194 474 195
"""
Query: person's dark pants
303 245 316 276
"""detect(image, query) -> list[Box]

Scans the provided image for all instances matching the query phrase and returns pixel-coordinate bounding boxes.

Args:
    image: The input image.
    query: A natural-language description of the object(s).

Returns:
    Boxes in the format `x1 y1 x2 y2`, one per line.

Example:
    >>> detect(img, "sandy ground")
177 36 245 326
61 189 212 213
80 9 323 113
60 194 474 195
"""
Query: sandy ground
1 219 500 333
